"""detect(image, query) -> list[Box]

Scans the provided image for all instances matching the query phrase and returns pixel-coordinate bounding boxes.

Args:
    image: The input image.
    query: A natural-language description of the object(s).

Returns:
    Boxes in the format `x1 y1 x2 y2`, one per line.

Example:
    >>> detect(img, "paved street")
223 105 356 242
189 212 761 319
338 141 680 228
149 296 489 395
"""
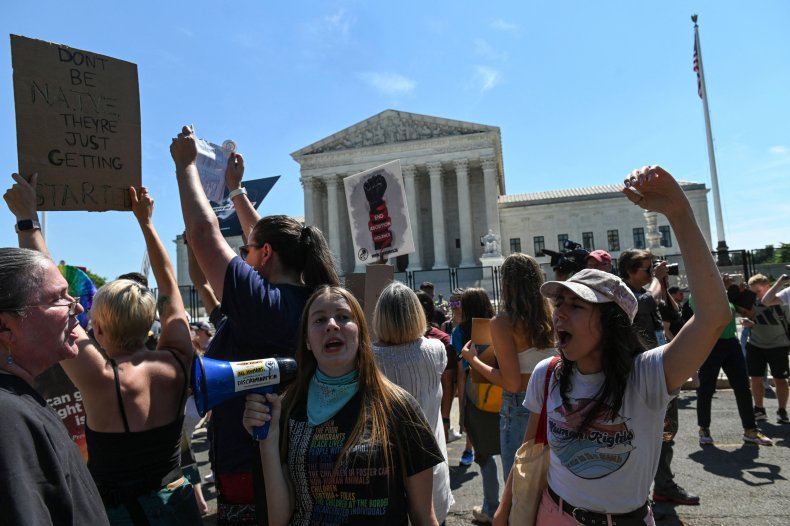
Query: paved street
194 388 790 525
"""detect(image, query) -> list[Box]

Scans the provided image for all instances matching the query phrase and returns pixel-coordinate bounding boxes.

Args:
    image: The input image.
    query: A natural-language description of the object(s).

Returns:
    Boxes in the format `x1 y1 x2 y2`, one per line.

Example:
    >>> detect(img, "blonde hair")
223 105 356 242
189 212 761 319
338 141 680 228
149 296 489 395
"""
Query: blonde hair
748 274 770 287
90 279 156 351
372 282 426 344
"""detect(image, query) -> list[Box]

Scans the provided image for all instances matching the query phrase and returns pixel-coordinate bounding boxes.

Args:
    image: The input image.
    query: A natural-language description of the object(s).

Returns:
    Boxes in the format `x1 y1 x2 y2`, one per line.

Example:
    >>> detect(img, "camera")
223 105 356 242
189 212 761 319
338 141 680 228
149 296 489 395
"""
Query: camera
542 240 590 275
653 260 680 276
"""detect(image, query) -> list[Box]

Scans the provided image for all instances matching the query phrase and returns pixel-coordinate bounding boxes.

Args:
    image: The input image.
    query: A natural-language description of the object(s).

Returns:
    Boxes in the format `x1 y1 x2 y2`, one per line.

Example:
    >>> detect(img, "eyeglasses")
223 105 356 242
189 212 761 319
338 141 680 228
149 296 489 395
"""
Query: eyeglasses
239 243 261 261
449 300 461 309
639 266 653 274
21 297 81 316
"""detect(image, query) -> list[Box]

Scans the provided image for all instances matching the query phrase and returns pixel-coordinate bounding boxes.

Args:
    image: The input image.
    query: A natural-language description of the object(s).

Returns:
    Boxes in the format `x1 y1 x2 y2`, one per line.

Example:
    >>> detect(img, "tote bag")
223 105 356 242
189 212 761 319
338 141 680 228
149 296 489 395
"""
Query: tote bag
509 357 560 526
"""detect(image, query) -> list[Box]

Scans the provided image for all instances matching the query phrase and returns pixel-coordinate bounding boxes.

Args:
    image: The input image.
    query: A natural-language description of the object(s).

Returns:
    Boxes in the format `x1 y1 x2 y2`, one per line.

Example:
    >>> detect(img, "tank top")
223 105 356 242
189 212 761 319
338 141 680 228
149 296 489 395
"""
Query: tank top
86 349 187 497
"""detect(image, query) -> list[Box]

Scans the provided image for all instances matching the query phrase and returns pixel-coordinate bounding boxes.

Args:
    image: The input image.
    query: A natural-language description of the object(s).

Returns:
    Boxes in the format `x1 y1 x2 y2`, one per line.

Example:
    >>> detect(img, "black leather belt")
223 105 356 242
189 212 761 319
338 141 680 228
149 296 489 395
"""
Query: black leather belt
548 486 649 526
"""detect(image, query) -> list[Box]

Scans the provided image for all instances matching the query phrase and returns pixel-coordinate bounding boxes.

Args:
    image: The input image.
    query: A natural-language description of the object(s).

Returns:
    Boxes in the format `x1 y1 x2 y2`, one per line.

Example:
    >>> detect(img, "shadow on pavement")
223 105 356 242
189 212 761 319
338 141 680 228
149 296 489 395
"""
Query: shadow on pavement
688 445 786 486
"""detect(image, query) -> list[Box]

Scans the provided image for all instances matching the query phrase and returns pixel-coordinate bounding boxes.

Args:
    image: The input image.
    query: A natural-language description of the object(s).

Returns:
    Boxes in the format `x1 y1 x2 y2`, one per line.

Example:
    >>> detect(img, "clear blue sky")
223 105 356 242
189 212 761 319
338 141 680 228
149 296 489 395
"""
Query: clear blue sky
2 1 788 285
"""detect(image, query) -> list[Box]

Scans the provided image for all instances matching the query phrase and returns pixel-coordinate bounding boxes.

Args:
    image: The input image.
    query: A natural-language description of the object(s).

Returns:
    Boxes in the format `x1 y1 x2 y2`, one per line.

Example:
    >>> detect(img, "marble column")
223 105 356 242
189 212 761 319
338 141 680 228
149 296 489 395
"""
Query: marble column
428 162 449 269
301 177 315 226
402 164 422 271
481 157 502 255
454 159 476 267
325 175 344 271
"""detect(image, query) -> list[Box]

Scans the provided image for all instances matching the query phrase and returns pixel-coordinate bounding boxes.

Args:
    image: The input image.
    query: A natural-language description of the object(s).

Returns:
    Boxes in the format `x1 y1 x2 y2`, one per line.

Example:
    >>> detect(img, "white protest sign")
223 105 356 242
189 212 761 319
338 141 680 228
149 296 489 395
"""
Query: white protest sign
195 135 236 203
343 160 415 264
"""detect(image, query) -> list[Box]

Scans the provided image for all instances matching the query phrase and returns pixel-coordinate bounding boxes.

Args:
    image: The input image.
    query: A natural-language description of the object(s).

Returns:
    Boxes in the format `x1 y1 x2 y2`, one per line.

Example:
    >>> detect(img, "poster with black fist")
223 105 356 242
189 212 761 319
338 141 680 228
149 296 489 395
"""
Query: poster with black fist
343 160 415 265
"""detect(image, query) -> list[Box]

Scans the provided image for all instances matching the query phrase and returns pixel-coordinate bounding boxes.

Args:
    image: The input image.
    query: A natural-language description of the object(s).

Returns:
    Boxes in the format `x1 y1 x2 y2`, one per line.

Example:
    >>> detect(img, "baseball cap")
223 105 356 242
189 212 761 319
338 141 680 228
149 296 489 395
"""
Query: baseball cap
586 250 612 264
540 268 638 322
191 321 213 333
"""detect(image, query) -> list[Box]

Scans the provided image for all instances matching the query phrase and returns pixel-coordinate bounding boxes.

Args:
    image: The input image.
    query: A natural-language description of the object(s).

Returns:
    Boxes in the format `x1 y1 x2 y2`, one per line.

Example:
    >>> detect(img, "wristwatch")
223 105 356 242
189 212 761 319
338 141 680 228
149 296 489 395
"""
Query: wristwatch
15 219 41 233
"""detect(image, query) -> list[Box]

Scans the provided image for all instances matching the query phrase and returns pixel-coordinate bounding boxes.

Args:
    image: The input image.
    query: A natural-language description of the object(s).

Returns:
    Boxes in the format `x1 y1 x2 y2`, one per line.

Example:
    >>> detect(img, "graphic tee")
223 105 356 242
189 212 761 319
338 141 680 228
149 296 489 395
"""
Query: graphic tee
286 391 443 525
524 349 676 514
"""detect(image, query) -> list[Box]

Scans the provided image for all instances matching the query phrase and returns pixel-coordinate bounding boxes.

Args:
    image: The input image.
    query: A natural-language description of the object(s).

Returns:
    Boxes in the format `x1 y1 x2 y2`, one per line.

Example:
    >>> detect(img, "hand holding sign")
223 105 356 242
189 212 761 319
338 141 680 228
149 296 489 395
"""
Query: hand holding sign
225 153 245 192
170 125 198 169
4 173 39 220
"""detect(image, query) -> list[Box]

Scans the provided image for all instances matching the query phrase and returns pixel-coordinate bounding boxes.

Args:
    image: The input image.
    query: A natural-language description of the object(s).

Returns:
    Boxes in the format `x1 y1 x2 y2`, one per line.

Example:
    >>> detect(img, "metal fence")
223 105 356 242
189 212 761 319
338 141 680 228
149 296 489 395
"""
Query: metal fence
159 248 786 320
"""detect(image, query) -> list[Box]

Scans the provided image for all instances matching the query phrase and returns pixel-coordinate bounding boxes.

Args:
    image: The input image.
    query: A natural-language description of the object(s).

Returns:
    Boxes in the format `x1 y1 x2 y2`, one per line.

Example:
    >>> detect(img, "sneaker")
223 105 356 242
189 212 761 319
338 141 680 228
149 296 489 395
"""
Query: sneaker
459 449 474 467
754 406 767 421
743 429 774 446
698 427 714 446
447 426 464 443
472 505 492 524
652 484 700 505
778 408 790 424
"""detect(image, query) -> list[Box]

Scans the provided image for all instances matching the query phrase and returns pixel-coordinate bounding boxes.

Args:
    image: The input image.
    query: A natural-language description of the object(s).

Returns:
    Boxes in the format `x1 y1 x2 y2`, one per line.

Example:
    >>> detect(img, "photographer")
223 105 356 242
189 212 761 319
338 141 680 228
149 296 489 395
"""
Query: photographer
542 241 589 281
619 249 698 506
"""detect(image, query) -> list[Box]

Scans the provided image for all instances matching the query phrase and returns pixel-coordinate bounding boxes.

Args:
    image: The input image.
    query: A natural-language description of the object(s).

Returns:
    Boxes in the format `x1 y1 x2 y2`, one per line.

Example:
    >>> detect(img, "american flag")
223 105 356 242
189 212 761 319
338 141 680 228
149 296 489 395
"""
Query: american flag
693 39 702 99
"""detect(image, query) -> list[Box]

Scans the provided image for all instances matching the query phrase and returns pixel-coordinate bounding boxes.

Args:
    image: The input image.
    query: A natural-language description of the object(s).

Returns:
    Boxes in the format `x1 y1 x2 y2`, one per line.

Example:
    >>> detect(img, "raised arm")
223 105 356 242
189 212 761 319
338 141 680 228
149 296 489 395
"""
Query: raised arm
171 126 237 300
761 274 789 307
129 187 192 364
4 173 108 388
623 166 730 392
225 152 261 242
3 173 50 258
185 233 221 316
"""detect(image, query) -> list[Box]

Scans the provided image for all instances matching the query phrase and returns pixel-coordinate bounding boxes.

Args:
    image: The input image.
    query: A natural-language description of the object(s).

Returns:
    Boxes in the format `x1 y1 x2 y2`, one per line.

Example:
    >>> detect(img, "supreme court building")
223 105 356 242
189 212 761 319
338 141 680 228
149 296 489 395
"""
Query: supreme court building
290 109 711 276
176 110 711 288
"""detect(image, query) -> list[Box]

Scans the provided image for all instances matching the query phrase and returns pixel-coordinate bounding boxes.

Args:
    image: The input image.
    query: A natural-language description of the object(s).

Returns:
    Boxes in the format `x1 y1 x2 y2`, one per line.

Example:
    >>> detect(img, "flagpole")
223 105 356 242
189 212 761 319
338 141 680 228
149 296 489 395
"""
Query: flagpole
692 14 730 265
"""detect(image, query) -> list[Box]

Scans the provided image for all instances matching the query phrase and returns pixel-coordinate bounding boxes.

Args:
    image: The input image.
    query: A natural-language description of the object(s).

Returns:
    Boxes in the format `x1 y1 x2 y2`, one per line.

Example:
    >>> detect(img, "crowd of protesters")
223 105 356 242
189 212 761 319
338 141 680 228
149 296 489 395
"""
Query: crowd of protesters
2 135 788 526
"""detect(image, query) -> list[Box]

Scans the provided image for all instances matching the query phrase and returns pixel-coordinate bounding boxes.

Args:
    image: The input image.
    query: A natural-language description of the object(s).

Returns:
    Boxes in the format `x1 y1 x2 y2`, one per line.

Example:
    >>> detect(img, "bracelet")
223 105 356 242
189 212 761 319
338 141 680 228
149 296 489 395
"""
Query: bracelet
228 187 247 200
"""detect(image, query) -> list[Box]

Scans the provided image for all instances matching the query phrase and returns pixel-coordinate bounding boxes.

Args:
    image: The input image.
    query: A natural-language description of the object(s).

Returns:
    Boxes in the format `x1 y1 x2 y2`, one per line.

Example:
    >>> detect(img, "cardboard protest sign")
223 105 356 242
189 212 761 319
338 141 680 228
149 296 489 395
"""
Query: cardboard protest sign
344 264 394 333
470 318 497 383
343 160 415 265
11 35 141 211
212 176 280 237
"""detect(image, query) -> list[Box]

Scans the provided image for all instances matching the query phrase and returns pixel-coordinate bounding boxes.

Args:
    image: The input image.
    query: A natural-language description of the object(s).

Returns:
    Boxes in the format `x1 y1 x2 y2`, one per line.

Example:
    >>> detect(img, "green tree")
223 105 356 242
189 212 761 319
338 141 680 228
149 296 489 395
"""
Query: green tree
773 242 790 263
83 268 107 288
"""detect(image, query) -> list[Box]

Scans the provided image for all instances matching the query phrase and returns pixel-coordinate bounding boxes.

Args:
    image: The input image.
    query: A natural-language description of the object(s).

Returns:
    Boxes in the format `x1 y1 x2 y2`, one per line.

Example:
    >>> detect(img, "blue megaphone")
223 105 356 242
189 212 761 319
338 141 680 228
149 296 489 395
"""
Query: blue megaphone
193 355 298 440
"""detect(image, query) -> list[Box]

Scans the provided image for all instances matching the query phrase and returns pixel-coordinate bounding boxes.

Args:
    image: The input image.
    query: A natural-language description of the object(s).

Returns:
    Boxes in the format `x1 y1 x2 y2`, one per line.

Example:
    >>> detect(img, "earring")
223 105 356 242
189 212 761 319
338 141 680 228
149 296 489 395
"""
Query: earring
5 353 13 366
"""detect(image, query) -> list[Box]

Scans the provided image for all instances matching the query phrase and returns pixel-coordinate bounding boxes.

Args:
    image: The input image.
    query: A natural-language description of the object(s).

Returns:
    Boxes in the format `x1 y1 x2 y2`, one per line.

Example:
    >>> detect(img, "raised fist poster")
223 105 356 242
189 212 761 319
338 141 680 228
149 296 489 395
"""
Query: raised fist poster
11 35 141 211
343 160 415 265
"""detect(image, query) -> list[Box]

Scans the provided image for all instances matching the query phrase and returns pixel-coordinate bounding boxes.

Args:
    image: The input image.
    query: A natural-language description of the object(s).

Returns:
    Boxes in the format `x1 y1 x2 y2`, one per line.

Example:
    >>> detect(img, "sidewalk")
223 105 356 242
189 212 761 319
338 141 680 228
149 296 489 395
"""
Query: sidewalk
192 388 790 525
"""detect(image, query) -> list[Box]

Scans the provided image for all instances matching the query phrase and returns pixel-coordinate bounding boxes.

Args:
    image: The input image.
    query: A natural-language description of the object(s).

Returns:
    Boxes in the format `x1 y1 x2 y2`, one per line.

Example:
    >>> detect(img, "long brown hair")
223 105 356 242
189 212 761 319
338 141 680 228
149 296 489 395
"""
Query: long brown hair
458 288 495 342
281 286 417 469
500 253 554 349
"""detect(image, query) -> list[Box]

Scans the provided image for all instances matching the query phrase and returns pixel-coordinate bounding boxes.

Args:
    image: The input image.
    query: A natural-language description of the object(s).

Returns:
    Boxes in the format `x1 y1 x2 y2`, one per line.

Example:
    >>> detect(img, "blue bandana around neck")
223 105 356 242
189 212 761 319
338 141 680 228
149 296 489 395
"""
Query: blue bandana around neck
307 368 360 426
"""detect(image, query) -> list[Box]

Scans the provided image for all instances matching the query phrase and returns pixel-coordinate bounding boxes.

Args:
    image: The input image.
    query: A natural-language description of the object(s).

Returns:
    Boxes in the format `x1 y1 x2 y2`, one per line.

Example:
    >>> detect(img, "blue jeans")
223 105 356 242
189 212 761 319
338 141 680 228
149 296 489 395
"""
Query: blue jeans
500 390 530 481
480 456 500 516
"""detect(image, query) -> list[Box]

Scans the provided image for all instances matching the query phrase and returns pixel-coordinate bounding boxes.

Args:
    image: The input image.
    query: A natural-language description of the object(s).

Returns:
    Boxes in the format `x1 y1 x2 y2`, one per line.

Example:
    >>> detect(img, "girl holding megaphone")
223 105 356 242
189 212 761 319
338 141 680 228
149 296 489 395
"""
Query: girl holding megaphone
243 286 443 526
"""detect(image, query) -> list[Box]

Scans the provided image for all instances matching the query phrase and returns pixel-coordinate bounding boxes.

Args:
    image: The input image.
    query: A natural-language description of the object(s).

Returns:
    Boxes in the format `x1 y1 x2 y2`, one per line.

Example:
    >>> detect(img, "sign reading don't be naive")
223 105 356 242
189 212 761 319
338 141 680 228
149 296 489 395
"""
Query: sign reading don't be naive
11 35 141 211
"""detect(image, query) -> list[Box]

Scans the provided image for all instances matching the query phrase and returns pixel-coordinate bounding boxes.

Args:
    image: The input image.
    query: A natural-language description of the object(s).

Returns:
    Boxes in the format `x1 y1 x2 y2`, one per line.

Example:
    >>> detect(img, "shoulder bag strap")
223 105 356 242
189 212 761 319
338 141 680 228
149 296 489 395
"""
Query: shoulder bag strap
536 356 561 444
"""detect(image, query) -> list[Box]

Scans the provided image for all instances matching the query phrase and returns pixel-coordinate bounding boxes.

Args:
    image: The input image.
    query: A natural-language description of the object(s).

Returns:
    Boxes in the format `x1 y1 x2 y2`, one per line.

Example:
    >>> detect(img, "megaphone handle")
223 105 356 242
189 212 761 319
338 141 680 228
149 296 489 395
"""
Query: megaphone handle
252 401 272 441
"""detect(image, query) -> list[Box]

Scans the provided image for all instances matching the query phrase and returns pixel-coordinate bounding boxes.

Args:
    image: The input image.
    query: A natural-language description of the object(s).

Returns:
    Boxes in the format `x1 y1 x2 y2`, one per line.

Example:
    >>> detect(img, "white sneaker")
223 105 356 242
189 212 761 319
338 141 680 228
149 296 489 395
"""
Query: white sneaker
472 505 492 524
743 429 774 446
447 427 464 443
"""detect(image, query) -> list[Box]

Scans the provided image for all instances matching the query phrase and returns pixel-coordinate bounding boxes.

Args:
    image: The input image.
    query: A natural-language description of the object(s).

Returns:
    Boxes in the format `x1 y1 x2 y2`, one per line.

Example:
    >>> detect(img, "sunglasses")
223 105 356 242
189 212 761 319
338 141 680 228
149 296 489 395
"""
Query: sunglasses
21 297 81 316
449 300 461 309
239 243 262 261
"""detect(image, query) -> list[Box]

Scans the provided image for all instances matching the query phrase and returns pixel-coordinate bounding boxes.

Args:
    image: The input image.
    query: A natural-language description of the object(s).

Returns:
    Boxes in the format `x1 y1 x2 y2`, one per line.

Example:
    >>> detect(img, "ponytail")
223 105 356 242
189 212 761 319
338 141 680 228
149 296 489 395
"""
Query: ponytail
299 226 340 289
250 216 339 291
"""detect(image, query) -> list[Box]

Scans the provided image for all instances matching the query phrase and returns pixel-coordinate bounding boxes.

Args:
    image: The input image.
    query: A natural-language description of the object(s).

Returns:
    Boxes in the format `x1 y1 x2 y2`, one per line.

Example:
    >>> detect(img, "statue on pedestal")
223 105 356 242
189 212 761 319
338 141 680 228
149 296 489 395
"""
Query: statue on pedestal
481 229 501 257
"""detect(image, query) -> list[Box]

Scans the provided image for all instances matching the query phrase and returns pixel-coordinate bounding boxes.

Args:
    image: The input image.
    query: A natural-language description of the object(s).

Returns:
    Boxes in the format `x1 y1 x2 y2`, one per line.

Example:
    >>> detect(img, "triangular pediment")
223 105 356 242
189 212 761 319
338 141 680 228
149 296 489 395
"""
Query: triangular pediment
292 110 499 158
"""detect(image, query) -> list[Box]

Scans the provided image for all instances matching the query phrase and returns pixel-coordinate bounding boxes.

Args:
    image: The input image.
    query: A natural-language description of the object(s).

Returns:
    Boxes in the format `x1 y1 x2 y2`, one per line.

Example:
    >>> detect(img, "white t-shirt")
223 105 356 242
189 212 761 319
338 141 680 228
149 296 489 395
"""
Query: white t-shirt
524 348 677 514
778 287 790 305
